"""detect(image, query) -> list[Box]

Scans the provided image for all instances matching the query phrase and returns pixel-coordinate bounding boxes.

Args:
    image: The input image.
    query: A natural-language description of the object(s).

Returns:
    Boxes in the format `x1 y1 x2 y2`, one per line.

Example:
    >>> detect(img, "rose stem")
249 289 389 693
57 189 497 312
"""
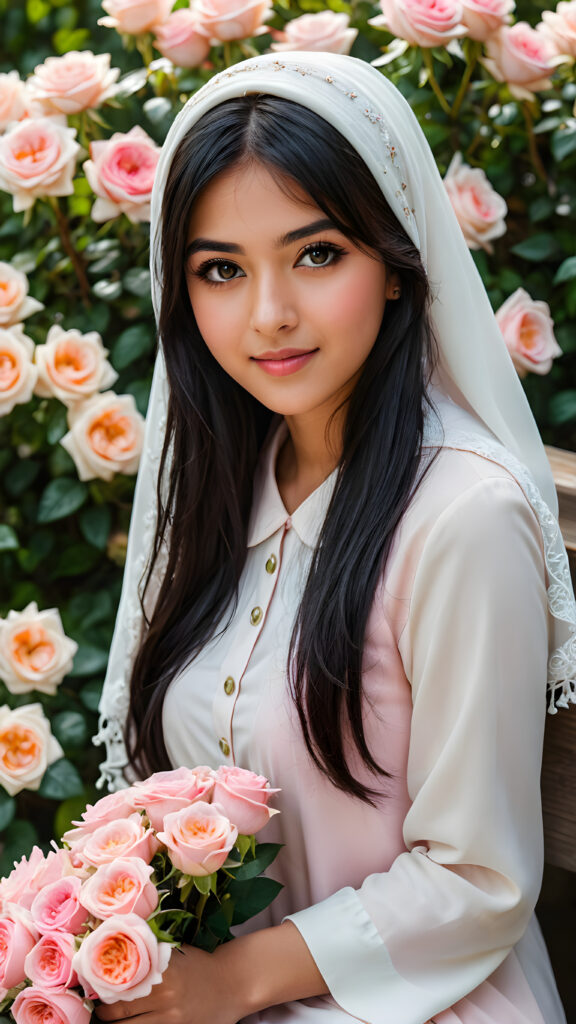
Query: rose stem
50 197 91 306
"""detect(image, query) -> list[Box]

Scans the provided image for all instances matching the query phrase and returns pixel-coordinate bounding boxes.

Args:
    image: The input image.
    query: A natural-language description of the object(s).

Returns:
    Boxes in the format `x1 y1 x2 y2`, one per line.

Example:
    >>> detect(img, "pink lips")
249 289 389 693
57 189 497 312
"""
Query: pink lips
252 348 318 377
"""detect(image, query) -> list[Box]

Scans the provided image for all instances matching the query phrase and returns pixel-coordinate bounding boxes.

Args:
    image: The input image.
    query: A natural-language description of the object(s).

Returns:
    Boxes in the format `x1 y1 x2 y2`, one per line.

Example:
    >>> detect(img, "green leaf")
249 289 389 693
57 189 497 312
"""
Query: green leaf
549 390 576 425
123 268 152 298
46 402 70 445
126 378 152 416
5 460 41 498
38 758 84 800
79 505 112 550
553 256 576 285
228 876 283 925
80 679 104 711
54 794 91 839
93 280 123 302
552 125 576 162
0 525 18 551
52 711 89 750
143 97 173 124
0 819 39 876
235 834 252 860
53 27 90 53
37 478 88 523
69 645 109 678
193 874 212 895
0 790 16 832
509 234 560 262
55 543 100 577
225 843 282 881
113 325 154 370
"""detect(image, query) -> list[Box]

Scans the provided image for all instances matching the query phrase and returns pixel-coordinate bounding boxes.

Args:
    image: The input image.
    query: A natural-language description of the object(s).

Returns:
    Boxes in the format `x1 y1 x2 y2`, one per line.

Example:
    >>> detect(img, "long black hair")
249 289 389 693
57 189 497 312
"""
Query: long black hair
126 94 437 801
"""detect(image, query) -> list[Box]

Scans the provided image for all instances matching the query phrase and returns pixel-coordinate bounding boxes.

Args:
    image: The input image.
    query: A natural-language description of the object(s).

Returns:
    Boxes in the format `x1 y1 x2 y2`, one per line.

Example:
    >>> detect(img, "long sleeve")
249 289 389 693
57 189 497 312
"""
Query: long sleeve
286 474 549 1024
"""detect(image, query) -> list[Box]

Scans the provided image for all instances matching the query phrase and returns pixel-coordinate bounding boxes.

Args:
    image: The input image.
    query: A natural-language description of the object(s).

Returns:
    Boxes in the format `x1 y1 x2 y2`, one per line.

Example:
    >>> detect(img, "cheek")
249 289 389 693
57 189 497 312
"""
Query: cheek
187 285 238 364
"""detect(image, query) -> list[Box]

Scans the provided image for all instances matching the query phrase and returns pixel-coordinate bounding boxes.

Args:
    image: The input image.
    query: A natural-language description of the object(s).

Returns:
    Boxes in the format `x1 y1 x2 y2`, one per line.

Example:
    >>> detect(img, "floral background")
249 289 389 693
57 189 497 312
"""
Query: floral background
0 0 574 874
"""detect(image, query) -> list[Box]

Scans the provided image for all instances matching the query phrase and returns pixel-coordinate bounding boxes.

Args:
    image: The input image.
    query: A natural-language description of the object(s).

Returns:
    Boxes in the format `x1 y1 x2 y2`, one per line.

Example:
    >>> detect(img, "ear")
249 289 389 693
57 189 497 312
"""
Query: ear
385 272 401 300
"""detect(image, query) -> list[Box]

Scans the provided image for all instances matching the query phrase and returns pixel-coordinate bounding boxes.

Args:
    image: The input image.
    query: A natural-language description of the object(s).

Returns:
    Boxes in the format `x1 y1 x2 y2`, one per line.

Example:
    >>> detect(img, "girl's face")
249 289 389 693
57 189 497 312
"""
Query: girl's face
185 161 398 422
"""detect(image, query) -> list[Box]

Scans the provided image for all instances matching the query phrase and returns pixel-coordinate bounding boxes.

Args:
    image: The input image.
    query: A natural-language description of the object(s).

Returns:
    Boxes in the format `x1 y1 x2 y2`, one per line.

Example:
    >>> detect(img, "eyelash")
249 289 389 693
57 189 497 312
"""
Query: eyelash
191 242 346 287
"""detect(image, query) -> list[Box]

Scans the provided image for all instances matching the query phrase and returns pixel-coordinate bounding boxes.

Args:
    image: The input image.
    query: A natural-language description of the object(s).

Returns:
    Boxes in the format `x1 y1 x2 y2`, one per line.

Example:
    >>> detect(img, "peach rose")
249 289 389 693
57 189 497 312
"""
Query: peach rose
27 52 120 117
63 789 140 846
157 802 238 876
484 22 559 95
84 126 160 224
0 72 27 132
495 288 562 378
460 0 514 42
193 0 272 43
443 152 507 253
25 932 78 990
540 2 576 59
0 703 63 797
12 986 90 1024
132 765 215 830
34 325 118 406
0 118 79 213
80 815 159 868
369 0 467 47
60 391 145 482
30 877 88 935
0 846 47 909
271 12 357 53
153 9 212 66
212 766 280 835
0 263 43 327
0 325 37 416
0 904 39 991
0 602 77 696
79 858 158 920
99 0 174 34
72 913 171 1003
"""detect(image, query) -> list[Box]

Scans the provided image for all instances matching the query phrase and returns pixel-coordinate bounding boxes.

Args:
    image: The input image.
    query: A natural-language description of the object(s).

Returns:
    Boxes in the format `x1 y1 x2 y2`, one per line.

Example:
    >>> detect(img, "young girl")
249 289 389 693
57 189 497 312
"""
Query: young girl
95 51 575 1024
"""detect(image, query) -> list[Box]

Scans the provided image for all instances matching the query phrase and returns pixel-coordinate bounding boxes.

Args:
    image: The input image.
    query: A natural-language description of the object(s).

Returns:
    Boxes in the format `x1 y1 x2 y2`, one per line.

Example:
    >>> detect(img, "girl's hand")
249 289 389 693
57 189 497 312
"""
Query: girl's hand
94 943 245 1024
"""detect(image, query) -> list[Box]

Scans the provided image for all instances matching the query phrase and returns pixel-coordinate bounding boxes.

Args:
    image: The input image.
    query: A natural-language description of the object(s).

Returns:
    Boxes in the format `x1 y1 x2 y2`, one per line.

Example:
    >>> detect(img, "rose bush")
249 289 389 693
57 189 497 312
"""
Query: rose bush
34 326 118 406
0 601 78 696
271 12 358 54
443 151 508 251
496 288 562 377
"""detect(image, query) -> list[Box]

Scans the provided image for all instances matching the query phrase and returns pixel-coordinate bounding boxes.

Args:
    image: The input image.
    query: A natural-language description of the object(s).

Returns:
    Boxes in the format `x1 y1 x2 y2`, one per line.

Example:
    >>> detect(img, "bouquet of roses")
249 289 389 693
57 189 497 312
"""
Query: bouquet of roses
0 766 281 1024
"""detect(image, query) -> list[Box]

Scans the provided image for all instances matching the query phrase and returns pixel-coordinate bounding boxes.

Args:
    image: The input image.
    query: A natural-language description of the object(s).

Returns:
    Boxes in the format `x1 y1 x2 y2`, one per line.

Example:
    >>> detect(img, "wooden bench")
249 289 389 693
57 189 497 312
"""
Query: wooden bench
542 446 576 872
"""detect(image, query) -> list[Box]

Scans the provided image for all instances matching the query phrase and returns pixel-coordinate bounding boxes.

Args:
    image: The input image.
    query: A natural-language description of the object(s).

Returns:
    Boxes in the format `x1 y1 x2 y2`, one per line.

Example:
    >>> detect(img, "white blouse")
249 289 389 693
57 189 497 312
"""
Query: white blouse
162 394 566 1024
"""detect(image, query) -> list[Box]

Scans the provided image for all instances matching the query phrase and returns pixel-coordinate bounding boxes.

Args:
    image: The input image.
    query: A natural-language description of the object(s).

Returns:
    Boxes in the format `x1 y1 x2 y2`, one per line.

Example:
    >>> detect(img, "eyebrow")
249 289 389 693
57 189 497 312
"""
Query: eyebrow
186 218 337 259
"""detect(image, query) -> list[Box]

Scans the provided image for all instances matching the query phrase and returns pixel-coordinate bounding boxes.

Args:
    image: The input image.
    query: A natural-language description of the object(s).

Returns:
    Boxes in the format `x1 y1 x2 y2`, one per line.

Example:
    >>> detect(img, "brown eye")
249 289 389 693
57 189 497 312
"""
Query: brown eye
298 243 343 269
218 263 237 279
308 246 330 265
203 260 243 283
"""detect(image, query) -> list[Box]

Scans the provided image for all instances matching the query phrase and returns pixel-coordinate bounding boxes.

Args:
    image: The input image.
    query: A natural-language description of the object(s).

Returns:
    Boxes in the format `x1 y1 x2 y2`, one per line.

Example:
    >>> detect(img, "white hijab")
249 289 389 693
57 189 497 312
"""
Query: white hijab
96 52 576 789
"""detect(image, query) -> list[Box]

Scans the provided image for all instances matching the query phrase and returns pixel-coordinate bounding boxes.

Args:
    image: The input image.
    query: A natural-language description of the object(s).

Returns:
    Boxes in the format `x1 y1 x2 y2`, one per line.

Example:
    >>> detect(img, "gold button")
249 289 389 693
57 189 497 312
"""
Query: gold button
224 676 235 696
219 738 230 757
250 606 263 626
265 554 277 574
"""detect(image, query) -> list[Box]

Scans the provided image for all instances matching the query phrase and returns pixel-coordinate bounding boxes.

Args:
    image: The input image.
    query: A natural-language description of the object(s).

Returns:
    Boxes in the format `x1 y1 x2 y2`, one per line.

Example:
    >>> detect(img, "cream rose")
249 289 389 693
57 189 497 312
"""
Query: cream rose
0 325 37 417
212 766 280 835
0 602 77 696
34 325 118 406
443 152 507 253
0 118 79 213
271 12 358 54
495 288 562 378
193 0 272 43
60 391 145 482
79 858 158 919
0 72 27 132
157 802 238 876
484 22 559 95
84 126 160 224
12 987 90 1024
0 263 44 327
540 1 576 59
369 0 467 47
99 0 174 34
153 9 212 66
72 914 171 1004
0 703 63 797
460 0 514 42
27 51 120 117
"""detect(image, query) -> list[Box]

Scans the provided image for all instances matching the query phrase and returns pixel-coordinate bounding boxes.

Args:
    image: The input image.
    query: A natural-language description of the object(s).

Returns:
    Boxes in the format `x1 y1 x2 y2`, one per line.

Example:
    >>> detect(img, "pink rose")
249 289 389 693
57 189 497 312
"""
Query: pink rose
12 986 90 1024
484 22 559 95
157 802 238 876
443 152 507 253
193 0 272 43
84 126 160 224
460 0 514 42
271 12 357 54
0 703 63 797
132 765 216 830
80 814 159 867
60 391 145 483
30 876 88 935
153 10 211 66
34 325 118 407
0 119 79 213
25 932 78 990
0 325 37 417
99 0 174 34
369 0 467 47
27 52 120 116
72 913 171 1003
0 601 78 696
0 72 27 131
0 846 46 909
0 263 43 327
495 288 562 378
63 788 140 846
212 766 280 835
79 858 158 919
0 904 39 990
540 2 576 59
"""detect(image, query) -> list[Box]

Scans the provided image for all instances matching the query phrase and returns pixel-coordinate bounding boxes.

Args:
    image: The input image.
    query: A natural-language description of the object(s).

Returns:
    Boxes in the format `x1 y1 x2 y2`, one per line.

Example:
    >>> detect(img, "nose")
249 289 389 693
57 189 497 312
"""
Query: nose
249 271 298 337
